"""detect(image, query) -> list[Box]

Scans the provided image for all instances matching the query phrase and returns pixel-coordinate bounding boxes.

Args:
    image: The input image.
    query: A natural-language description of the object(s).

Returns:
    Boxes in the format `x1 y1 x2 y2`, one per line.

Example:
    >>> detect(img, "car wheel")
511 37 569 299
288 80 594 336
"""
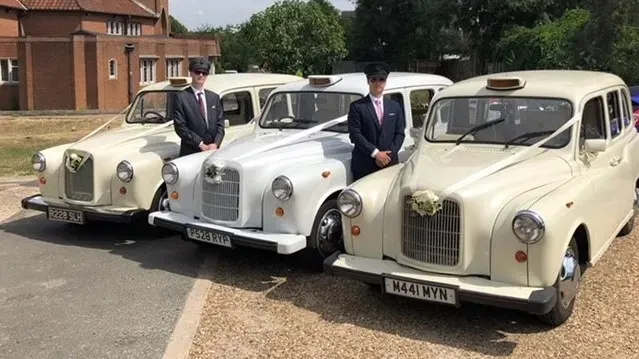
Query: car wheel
538 237 581 326
300 199 344 270
146 185 172 236
618 188 638 236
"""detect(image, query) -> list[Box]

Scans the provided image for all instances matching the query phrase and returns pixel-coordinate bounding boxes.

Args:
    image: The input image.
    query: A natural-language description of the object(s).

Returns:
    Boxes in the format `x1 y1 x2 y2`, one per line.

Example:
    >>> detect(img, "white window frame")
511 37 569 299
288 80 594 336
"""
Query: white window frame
126 22 141 36
166 58 181 78
108 59 117 80
0 58 18 84
140 58 157 85
107 20 124 35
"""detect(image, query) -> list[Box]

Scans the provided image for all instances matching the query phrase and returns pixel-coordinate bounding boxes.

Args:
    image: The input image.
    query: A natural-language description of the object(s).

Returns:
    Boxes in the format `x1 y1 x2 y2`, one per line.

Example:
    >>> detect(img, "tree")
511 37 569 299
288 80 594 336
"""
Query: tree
170 15 189 34
193 25 257 73
241 0 348 76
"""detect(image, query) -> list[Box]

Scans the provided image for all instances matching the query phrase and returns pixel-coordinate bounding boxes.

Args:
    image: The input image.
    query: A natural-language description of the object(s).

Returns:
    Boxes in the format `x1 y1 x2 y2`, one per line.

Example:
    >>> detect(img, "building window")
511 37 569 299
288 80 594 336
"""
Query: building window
0 59 18 84
166 58 181 78
140 58 157 85
108 59 117 79
107 20 123 35
126 22 141 36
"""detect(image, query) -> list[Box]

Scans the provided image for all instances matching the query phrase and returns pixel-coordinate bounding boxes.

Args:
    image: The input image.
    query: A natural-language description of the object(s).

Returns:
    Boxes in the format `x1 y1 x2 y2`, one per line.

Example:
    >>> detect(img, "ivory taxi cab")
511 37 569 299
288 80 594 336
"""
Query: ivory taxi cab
21 73 301 225
324 70 639 326
148 72 453 267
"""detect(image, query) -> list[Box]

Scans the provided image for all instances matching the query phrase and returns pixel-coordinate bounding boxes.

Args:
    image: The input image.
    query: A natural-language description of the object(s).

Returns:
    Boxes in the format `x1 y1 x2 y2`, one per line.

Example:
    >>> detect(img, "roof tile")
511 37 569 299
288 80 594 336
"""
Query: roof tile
0 0 27 10
20 0 157 17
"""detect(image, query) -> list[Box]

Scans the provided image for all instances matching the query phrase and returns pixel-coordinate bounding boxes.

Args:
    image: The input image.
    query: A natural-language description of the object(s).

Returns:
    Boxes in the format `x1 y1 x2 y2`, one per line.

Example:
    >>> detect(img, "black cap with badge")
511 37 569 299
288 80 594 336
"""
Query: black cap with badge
189 57 211 74
364 62 391 80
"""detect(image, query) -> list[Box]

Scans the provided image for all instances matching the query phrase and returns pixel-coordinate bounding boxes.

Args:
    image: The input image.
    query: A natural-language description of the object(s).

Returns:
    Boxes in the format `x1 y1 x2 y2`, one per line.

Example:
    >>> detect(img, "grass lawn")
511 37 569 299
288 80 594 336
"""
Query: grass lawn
0 115 120 176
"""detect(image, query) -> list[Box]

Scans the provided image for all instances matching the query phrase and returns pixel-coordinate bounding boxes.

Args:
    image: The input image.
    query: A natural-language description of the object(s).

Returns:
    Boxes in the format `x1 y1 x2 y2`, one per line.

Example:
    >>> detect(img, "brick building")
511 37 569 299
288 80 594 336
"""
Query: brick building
0 0 220 111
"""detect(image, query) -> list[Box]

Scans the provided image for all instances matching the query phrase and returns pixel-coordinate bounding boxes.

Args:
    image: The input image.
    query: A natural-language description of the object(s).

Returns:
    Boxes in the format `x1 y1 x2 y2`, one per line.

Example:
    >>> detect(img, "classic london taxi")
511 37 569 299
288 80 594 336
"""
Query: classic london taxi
324 70 639 326
148 72 453 267
21 73 301 226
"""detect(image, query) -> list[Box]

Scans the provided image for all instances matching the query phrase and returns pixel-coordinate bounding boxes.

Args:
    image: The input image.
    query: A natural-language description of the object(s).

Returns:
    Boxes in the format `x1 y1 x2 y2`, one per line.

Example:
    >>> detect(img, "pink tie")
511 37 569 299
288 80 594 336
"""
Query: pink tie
375 99 383 124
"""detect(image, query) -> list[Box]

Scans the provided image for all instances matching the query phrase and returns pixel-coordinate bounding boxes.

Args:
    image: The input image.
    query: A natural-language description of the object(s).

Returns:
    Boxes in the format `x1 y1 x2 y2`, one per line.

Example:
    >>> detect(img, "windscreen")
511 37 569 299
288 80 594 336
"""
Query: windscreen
425 97 574 148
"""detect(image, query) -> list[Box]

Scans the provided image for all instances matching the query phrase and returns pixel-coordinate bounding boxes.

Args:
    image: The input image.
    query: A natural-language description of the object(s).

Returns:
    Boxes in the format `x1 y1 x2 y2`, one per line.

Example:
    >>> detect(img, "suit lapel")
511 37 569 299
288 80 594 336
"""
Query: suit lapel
365 97 381 131
185 87 207 124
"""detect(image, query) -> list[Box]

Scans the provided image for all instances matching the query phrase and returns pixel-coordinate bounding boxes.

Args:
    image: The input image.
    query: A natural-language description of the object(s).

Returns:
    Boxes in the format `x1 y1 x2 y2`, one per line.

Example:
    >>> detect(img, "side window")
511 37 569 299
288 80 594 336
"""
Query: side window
222 91 254 126
581 96 606 140
409 89 434 128
606 90 622 138
621 89 631 128
383 92 406 121
258 87 276 108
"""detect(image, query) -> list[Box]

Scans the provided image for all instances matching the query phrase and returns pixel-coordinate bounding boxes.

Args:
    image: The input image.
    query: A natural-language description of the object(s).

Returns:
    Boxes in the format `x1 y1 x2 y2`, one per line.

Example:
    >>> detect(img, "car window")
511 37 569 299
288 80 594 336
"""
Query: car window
581 96 606 140
409 89 434 129
223 91 254 126
606 90 622 138
621 89 631 128
258 87 276 108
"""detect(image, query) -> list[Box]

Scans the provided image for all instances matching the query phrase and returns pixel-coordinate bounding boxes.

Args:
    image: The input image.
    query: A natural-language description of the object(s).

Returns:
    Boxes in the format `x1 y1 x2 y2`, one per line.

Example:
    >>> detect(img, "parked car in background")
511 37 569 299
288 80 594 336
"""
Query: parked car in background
629 85 639 130
21 73 301 226
324 70 639 326
148 72 453 268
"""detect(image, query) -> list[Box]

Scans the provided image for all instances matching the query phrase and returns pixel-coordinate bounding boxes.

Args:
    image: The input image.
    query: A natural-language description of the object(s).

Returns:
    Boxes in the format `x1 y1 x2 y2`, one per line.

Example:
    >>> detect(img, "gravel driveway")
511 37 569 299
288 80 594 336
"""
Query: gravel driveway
188 235 639 359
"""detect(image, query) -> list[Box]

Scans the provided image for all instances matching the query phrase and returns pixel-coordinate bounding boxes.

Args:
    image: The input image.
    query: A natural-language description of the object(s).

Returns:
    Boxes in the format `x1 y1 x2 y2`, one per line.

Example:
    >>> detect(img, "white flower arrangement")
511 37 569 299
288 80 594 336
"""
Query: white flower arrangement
203 160 225 185
65 153 84 173
409 189 442 216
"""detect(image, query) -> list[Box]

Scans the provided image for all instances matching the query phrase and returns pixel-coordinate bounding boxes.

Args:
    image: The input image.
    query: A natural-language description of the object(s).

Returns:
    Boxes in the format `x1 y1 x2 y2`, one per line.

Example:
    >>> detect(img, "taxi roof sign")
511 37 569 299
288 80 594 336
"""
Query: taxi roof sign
169 77 191 86
307 75 342 87
486 77 525 90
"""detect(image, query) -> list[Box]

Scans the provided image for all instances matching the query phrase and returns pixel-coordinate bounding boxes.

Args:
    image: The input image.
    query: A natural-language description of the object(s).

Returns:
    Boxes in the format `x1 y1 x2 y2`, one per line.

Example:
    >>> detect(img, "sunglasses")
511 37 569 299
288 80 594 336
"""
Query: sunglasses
193 70 209 76
370 76 386 82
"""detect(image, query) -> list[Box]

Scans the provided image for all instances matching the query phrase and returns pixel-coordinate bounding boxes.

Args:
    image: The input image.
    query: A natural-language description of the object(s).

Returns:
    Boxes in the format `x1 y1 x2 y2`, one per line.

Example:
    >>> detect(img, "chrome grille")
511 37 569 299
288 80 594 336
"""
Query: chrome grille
402 196 461 266
64 156 94 202
201 167 240 221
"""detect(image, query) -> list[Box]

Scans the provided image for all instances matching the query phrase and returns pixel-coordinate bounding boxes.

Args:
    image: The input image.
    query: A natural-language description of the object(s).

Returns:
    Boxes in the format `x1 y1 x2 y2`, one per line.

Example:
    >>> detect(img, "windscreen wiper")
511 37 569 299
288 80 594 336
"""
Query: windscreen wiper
503 130 555 148
455 118 505 145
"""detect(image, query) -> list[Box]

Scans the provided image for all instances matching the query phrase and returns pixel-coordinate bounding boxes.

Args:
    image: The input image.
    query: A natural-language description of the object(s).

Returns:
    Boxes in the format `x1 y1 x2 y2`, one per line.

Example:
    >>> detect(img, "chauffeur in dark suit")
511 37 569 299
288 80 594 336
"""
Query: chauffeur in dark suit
171 57 225 157
347 62 406 181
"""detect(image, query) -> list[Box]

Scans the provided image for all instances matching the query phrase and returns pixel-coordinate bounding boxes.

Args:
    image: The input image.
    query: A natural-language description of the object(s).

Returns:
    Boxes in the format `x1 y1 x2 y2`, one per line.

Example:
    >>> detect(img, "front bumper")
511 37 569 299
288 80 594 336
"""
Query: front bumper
323 251 557 316
21 194 148 224
148 211 307 254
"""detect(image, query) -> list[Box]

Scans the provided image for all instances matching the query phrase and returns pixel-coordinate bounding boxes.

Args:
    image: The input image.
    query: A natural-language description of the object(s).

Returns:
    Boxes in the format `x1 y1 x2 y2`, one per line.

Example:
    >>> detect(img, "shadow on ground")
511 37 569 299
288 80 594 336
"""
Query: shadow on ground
0 212 207 278
202 246 556 357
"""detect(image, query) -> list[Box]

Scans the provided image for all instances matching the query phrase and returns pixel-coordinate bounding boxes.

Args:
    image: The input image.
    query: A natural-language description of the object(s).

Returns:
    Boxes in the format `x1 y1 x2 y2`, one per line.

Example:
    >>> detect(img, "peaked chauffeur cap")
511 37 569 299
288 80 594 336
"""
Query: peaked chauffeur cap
364 62 391 78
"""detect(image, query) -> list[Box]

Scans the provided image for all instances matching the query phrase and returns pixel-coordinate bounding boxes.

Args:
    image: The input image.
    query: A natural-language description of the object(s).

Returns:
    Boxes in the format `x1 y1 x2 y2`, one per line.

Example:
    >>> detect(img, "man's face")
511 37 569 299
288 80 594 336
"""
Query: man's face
190 69 208 87
368 76 386 96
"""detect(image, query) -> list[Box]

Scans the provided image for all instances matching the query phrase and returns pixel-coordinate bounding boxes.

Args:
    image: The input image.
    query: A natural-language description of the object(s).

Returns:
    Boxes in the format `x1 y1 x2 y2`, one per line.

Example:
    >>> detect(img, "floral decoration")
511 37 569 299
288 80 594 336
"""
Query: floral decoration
203 160 225 185
65 153 84 173
409 189 442 216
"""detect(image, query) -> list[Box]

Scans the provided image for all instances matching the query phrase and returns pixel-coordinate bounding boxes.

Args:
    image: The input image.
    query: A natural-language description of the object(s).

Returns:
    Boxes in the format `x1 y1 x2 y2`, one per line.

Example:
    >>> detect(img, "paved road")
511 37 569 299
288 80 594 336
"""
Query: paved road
0 210 207 359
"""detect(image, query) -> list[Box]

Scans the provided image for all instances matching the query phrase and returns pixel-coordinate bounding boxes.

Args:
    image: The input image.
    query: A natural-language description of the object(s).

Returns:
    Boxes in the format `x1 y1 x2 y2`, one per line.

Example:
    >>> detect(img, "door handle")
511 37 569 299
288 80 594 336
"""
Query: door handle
610 156 622 166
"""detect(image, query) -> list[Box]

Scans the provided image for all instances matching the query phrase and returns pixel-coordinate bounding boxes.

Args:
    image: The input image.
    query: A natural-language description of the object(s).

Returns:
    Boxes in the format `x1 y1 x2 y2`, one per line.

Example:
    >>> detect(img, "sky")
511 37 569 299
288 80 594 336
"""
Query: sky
168 0 356 30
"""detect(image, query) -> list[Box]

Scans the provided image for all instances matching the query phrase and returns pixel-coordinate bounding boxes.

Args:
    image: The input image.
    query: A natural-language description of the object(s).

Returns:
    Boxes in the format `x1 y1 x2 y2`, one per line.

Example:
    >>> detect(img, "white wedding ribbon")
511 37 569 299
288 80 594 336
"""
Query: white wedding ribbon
417 111 583 205
233 115 348 161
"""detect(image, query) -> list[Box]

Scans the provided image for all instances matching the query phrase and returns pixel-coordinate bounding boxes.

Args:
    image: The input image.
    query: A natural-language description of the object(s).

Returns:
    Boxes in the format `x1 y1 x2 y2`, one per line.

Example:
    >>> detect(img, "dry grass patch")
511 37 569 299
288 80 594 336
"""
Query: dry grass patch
0 114 121 176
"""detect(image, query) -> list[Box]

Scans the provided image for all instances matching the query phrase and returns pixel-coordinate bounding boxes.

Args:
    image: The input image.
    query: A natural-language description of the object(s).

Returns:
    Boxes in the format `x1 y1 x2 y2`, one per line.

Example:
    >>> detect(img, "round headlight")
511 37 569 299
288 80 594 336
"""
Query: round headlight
272 175 293 201
162 162 179 185
512 210 545 244
337 189 362 218
116 160 134 182
31 152 46 172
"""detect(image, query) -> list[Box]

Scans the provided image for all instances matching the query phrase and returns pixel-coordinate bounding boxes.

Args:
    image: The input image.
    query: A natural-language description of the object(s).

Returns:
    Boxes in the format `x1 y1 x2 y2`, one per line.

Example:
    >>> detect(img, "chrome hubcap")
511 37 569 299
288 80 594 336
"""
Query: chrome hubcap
316 208 343 257
558 247 580 309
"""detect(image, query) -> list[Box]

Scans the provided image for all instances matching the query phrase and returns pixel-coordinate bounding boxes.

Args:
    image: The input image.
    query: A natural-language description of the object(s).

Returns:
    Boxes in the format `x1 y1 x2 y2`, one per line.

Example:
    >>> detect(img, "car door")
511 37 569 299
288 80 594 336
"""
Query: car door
576 92 627 255
219 89 257 146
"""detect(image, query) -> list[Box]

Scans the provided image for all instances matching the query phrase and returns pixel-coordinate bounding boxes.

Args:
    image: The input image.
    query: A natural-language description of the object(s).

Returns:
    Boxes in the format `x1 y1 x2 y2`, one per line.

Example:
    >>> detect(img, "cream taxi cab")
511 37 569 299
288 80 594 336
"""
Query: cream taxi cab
148 72 453 267
21 73 301 226
324 70 639 326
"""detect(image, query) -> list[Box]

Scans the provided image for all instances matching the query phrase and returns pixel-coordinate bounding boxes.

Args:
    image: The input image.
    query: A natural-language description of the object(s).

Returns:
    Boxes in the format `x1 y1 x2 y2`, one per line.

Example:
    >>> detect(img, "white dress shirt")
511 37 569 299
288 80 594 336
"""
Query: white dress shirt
369 93 383 158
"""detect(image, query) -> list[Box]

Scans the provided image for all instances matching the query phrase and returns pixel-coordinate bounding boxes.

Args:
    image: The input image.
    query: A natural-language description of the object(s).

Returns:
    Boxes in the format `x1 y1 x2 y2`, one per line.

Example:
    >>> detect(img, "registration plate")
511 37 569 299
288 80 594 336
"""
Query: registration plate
383 277 458 306
47 207 84 224
186 227 232 248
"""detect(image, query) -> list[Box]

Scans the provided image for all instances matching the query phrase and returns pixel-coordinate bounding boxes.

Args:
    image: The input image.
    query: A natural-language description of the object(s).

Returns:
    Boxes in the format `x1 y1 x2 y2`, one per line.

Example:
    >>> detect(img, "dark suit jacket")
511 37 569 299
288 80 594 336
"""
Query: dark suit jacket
171 87 225 157
347 95 406 175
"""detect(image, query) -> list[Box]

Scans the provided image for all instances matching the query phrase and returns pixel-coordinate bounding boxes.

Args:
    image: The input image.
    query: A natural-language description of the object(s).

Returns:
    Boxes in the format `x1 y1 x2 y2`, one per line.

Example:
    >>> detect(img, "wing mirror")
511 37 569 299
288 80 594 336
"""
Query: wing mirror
224 119 230 128
409 127 421 140
584 138 607 152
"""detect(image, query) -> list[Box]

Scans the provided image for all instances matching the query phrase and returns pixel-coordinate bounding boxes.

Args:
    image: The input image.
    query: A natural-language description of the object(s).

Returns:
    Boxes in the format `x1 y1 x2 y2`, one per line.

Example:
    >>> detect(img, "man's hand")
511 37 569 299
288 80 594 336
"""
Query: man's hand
375 151 391 167
208 143 218 150
198 142 208 151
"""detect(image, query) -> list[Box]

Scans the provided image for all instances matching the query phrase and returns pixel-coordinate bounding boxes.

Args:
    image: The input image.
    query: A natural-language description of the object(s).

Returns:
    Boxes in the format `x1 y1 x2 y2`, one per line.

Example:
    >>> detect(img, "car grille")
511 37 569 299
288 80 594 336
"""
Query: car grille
401 196 461 266
201 167 240 222
64 156 94 202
